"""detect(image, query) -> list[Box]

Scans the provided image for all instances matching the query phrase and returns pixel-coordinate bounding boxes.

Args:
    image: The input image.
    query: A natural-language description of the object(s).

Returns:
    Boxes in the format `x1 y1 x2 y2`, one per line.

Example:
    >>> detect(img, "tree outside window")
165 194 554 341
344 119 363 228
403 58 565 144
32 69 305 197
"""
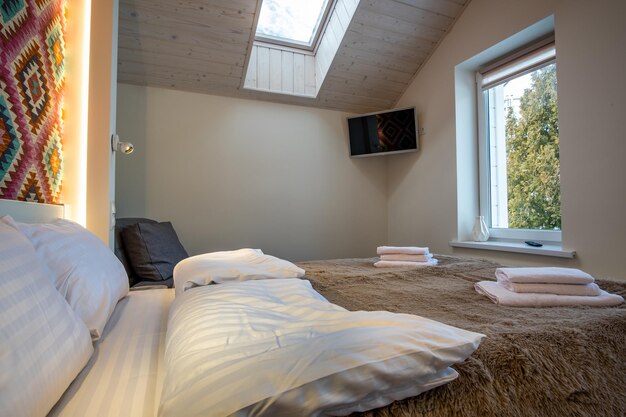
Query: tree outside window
504 64 560 230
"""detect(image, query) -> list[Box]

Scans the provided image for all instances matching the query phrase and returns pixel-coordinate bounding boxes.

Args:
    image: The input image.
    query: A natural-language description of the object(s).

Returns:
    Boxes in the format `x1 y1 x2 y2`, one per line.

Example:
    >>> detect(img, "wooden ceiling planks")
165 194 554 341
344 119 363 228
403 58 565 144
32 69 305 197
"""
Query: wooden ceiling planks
117 0 470 114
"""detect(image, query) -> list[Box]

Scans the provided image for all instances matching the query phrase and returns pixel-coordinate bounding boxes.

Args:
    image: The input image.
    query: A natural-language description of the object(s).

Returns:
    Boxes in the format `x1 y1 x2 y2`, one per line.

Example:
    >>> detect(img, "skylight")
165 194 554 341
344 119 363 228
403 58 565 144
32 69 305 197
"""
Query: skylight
255 0 331 49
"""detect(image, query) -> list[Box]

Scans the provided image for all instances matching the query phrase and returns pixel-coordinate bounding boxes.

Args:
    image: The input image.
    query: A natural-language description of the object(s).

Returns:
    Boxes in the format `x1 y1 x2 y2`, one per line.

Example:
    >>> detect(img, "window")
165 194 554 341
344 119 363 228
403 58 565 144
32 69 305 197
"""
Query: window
255 0 333 50
477 37 561 242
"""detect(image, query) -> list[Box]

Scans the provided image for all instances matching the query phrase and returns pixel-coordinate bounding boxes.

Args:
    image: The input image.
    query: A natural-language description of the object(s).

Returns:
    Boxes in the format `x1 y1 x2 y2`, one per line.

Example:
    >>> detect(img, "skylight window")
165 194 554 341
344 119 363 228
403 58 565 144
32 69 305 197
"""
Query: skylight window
255 0 332 49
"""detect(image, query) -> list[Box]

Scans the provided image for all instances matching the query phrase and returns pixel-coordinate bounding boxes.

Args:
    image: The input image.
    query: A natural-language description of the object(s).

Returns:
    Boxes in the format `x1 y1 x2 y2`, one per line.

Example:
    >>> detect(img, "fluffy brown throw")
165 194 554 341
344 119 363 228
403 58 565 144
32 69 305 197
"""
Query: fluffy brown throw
297 255 626 417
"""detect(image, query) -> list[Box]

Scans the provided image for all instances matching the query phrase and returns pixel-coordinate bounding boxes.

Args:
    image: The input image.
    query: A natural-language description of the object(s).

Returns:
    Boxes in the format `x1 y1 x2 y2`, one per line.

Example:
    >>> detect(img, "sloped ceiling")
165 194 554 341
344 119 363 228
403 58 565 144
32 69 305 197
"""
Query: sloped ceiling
118 0 469 114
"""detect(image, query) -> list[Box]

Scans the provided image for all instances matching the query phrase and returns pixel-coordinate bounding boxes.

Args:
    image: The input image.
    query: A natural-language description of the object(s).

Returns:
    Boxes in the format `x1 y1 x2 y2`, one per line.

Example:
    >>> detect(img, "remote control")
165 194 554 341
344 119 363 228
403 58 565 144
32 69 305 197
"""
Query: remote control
525 241 543 247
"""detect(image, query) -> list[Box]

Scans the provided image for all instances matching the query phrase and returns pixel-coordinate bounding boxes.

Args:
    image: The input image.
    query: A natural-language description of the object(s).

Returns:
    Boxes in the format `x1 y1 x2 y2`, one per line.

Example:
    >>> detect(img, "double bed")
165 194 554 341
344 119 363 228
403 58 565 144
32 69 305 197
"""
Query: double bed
48 258 626 417
2 201 625 417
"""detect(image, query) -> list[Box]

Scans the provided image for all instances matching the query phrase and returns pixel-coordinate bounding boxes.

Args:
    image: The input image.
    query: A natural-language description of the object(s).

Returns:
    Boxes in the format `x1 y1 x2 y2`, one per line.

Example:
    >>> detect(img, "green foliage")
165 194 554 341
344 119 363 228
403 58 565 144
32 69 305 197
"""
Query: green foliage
505 64 561 230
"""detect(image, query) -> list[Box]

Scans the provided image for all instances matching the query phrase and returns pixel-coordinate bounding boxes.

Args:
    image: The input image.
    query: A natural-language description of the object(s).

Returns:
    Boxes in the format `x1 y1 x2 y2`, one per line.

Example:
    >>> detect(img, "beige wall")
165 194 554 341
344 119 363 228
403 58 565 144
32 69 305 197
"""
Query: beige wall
115 0 626 278
62 0 91 225
389 0 626 279
115 84 387 261
63 0 118 247
86 0 118 245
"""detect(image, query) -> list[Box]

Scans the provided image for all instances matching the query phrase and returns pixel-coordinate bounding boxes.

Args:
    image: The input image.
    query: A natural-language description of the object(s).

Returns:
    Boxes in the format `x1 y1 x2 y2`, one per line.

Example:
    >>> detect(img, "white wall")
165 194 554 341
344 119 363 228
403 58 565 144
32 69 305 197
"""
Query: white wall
115 84 387 261
389 0 626 279
87 0 118 245
64 0 118 246
115 0 626 278
62 0 91 225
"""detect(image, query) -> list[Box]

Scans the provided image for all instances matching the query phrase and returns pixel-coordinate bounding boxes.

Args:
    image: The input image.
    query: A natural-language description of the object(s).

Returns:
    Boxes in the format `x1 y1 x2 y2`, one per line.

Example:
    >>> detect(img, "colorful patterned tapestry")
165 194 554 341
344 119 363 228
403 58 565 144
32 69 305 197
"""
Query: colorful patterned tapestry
0 0 65 204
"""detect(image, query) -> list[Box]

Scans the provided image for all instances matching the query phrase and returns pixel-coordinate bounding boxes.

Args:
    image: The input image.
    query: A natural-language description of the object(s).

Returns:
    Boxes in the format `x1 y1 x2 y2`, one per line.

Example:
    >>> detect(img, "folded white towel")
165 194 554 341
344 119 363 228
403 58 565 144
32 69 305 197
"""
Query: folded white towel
377 246 430 255
495 267 594 285
380 253 433 262
501 282 602 296
374 259 438 268
474 281 623 307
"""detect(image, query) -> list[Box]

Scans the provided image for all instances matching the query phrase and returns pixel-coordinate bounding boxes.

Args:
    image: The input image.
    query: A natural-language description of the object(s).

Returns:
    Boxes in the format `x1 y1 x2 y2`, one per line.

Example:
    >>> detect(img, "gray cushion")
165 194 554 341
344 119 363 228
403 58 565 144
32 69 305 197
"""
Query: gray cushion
114 218 157 286
121 222 188 282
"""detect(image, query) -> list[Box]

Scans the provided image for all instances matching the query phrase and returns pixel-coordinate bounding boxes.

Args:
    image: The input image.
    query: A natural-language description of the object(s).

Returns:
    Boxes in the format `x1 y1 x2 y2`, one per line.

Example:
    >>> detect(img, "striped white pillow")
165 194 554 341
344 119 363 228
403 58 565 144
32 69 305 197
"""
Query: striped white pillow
3 216 129 340
0 222 93 417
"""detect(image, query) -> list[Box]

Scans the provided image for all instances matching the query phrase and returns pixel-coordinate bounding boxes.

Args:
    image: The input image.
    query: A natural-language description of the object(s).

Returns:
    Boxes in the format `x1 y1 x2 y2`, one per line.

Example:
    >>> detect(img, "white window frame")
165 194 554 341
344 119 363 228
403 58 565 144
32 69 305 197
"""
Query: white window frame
476 37 561 243
254 0 336 53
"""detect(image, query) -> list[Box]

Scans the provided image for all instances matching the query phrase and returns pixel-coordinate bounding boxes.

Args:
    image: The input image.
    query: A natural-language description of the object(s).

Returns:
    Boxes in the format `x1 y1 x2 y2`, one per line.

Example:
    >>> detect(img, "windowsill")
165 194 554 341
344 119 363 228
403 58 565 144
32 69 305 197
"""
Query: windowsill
449 239 575 258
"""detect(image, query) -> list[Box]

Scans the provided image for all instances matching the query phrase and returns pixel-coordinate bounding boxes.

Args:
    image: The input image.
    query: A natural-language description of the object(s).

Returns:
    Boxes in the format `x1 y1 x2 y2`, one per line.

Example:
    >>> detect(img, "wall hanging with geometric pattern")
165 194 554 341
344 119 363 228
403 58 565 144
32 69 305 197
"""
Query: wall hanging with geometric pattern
0 0 66 204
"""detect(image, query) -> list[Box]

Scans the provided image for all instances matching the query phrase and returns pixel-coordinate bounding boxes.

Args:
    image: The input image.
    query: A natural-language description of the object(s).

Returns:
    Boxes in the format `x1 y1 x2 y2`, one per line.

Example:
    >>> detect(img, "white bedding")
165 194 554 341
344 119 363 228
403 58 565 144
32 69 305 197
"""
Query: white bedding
48 289 174 417
159 279 484 417
173 248 305 295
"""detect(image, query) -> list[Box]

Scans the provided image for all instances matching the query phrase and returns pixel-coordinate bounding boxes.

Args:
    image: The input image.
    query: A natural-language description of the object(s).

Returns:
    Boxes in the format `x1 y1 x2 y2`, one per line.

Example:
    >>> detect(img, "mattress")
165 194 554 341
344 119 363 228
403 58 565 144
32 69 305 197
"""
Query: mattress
48 288 174 417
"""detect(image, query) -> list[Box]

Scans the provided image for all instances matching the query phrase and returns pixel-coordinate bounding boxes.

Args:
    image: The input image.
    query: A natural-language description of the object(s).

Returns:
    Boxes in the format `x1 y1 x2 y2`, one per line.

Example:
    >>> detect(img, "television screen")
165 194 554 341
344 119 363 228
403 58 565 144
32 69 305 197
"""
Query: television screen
347 107 418 157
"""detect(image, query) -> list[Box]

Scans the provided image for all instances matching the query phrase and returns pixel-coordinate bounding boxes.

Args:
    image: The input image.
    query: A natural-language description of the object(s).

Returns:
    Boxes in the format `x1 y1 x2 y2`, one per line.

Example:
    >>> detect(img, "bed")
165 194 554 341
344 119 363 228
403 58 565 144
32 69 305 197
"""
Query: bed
2 200 625 417
299 256 626 417
51 255 625 417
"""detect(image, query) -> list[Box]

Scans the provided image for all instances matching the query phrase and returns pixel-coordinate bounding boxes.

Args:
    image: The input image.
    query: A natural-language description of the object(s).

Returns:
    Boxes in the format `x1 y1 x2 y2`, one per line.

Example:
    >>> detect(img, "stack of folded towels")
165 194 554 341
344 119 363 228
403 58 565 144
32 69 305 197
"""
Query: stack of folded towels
374 246 438 268
475 267 624 307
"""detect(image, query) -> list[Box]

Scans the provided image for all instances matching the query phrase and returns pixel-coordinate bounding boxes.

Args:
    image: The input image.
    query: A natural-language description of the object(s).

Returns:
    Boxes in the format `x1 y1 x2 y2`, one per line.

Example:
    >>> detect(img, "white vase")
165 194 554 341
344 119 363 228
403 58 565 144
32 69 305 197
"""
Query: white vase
472 216 490 242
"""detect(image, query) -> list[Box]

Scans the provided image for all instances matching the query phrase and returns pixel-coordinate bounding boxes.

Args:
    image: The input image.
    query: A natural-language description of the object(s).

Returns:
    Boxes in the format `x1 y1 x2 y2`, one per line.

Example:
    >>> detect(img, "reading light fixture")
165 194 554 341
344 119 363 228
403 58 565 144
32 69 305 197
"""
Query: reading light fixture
111 134 134 155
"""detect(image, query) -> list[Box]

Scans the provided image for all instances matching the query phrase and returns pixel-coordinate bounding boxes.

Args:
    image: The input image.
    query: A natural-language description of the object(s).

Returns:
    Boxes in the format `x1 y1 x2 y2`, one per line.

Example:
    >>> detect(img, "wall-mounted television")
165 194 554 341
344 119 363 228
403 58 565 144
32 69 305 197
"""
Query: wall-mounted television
347 107 418 157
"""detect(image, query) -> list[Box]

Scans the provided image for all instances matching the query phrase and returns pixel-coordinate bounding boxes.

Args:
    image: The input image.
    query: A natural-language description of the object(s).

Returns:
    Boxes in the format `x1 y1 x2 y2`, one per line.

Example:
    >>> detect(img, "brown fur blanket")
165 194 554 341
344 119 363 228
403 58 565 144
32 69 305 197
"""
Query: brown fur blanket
297 255 626 417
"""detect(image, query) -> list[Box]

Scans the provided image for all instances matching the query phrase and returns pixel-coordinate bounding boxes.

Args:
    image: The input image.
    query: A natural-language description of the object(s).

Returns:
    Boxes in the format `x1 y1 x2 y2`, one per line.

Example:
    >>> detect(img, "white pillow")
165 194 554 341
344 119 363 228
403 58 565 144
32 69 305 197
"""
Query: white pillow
0 221 93 417
173 248 305 295
2 216 129 340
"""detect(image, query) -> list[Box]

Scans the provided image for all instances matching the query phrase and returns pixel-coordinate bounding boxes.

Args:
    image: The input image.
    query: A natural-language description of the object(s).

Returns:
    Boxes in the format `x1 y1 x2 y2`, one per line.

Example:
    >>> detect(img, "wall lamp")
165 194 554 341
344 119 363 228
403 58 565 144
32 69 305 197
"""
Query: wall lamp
111 134 134 155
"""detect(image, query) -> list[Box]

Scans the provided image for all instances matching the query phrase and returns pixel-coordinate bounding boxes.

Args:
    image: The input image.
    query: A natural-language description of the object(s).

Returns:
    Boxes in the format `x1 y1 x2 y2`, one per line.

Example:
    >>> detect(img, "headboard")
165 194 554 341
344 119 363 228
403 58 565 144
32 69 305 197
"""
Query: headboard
0 199 65 223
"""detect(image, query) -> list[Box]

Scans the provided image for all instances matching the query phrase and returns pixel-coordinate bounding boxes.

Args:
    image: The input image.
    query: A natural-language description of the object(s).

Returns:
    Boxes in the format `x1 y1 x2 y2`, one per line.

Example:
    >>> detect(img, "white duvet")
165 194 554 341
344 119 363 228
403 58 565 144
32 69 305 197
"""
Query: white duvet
159 279 484 417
